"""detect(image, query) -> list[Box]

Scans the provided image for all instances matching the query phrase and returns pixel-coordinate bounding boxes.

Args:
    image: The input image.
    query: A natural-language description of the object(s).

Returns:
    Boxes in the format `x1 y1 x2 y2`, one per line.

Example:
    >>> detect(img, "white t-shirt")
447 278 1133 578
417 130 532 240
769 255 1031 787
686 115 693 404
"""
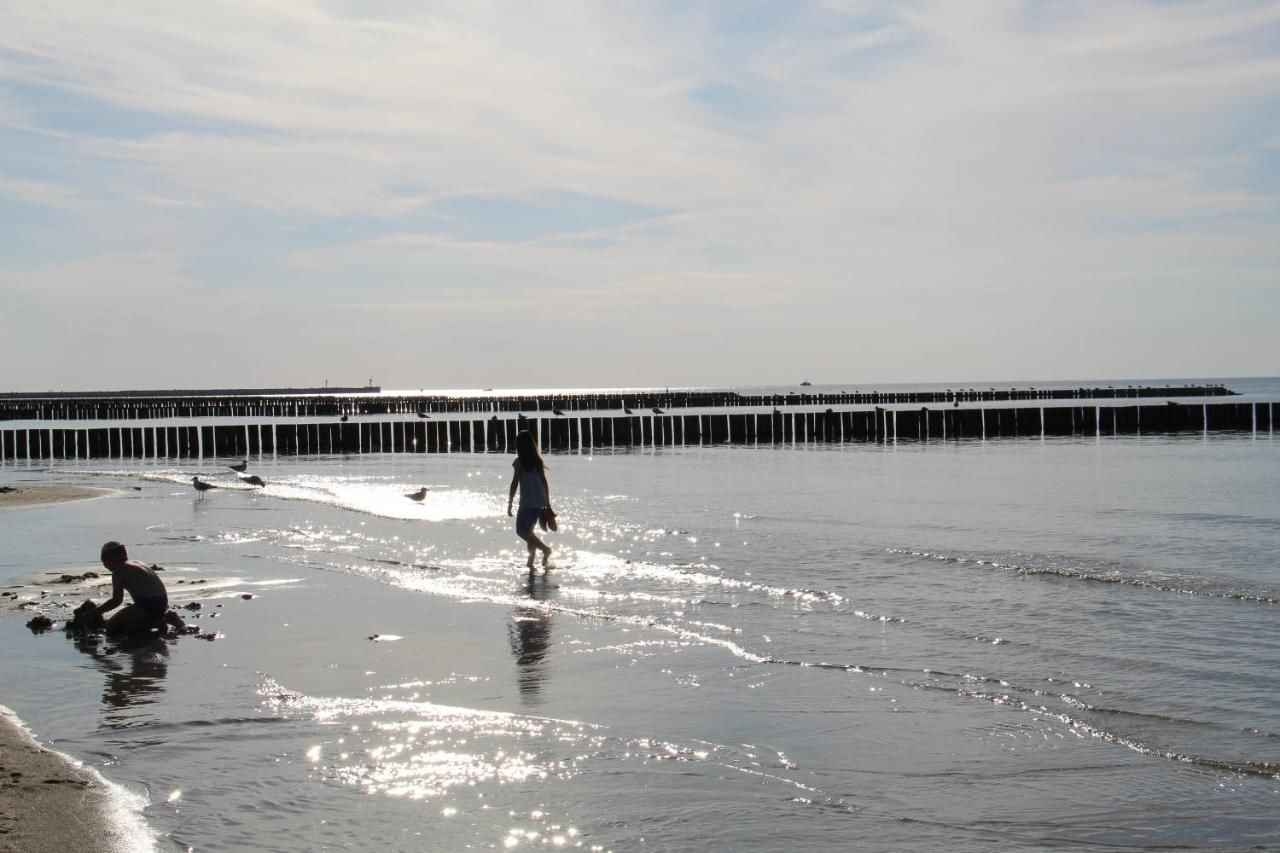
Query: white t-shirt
513 458 548 508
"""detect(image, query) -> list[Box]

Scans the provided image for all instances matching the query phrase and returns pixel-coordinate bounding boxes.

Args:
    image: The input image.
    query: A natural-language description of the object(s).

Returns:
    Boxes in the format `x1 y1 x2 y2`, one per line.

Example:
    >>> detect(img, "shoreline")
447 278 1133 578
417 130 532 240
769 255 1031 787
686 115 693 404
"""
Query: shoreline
0 705 153 853
0 486 115 512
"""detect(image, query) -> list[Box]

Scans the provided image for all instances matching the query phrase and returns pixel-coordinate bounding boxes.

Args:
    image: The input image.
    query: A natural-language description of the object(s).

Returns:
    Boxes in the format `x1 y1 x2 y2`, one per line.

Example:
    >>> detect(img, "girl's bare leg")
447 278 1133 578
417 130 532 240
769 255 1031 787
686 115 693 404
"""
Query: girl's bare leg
520 529 548 570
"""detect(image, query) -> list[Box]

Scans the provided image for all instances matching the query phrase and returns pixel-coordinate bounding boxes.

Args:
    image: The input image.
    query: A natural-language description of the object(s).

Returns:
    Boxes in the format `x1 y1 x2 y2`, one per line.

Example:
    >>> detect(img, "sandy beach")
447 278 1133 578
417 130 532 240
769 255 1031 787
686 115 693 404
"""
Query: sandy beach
0 706 150 853
2 484 144 851
0 485 114 511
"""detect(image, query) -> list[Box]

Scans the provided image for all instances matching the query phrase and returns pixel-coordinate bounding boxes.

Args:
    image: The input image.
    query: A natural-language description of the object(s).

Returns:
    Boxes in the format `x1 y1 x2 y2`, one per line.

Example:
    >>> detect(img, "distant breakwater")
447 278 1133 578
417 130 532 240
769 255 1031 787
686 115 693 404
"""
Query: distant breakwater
1 400 1272 462
0 383 1237 423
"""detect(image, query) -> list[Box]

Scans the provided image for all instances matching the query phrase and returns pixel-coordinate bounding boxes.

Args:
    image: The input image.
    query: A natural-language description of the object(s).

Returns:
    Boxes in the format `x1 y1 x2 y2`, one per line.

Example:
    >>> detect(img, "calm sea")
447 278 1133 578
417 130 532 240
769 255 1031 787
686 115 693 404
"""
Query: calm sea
1 377 1277 851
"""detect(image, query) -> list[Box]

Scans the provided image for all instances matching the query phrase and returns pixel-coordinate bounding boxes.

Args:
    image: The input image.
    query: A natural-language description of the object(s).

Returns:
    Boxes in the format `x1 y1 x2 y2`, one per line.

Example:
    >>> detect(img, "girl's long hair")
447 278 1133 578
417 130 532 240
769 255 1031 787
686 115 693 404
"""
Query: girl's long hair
515 430 546 472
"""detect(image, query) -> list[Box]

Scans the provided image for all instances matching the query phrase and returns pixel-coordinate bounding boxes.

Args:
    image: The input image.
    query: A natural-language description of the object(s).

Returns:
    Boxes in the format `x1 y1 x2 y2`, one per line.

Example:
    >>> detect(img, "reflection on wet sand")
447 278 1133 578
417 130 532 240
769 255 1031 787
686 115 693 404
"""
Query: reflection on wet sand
509 571 553 705
73 634 170 729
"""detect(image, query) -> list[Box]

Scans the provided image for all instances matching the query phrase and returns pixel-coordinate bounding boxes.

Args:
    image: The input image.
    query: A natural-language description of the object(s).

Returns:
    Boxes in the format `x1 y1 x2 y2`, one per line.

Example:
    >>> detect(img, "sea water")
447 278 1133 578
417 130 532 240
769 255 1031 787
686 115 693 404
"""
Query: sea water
1 402 1278 850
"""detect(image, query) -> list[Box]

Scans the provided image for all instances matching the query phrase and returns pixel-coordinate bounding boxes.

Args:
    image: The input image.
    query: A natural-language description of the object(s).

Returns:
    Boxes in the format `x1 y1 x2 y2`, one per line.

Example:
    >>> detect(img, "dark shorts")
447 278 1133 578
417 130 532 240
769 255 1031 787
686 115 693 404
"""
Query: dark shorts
135 595 168 617
515 507 542 538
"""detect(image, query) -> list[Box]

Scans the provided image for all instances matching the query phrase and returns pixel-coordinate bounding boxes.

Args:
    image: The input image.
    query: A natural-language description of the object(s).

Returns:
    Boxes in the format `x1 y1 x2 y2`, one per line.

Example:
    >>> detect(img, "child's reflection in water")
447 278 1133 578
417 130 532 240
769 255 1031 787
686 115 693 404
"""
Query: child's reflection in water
509 571 553 706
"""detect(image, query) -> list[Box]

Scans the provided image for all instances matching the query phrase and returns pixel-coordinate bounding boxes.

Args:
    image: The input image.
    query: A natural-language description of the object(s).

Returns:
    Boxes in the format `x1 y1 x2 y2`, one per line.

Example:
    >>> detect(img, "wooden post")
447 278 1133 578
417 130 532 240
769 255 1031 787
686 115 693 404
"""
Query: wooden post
755 413 772 443
341 422 360 453
1114 406 1139 434
1017 407 1042 437
710 414 729 443
684 415 701 444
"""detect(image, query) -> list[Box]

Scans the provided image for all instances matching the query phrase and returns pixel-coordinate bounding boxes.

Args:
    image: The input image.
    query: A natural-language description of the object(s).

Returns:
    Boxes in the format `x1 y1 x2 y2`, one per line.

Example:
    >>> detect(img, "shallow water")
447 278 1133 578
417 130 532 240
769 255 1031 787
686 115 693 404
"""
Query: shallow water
2 430 1278 851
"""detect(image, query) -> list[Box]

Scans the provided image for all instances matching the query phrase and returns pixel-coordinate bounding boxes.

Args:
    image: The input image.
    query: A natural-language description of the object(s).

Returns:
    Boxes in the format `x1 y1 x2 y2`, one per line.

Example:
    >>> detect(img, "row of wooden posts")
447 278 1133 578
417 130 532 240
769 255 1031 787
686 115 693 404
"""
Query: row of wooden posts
0 402 1272 461
0 384 1236 422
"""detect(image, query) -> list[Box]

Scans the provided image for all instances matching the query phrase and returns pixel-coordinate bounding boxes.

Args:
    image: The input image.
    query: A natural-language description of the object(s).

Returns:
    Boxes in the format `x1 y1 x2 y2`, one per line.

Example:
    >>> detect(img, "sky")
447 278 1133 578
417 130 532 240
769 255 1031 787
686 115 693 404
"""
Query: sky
1 0 1278 392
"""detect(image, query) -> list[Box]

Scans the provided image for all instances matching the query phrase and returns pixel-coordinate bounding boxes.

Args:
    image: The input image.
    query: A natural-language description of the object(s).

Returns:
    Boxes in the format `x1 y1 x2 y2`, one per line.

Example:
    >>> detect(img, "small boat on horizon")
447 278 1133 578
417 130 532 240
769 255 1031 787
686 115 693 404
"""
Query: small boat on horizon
800 380 812 386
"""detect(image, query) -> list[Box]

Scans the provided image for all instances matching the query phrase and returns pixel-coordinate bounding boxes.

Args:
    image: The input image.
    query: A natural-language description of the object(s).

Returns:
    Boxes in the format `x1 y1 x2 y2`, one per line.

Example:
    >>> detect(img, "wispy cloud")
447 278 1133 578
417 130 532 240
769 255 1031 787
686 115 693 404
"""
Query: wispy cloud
0 171 82 210
1 0 1277 388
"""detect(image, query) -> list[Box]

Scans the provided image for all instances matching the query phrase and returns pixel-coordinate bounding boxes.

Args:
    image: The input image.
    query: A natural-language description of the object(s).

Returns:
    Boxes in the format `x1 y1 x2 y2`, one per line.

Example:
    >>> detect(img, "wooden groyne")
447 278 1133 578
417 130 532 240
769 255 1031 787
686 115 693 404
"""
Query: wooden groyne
0 384 1236 422
1 401 1272 461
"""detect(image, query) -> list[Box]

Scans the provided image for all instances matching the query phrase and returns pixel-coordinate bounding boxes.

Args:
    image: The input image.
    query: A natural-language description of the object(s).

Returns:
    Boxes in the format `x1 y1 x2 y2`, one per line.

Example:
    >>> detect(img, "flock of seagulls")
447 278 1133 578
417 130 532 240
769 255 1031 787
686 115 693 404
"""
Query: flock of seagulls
336 403 672 424
537 404 665 417
194 461 427 504
186 397 842 504
190 460 268 498
189 402 692 503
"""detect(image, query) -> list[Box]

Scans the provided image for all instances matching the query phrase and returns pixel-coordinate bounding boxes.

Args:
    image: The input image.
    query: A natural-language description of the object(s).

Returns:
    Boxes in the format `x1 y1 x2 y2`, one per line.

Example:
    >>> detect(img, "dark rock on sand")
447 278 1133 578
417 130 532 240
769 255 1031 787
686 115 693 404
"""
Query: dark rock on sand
183 602 202 611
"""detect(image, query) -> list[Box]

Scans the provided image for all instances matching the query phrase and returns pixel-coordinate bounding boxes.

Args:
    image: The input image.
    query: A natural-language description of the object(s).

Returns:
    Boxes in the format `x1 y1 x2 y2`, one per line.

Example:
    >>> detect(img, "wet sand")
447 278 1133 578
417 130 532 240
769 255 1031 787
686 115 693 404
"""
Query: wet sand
0 705 150 853
1 486 128 849
0 485 114 511
1 560 233 852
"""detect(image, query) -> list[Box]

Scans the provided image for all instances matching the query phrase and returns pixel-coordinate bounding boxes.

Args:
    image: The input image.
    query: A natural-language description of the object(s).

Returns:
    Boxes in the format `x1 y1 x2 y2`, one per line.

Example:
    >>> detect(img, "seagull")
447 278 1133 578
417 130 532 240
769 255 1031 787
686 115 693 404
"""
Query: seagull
228 460 247 472
416 411 430 419
652 407 664 414
191 476 217 497
238 474 266 487
552 408 565 416
406 487 428 501
624 406 633 414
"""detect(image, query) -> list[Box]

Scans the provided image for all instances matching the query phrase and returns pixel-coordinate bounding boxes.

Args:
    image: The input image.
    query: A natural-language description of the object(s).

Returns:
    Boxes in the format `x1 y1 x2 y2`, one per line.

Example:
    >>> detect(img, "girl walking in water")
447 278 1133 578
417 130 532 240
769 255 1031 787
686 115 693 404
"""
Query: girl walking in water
508 430 553 569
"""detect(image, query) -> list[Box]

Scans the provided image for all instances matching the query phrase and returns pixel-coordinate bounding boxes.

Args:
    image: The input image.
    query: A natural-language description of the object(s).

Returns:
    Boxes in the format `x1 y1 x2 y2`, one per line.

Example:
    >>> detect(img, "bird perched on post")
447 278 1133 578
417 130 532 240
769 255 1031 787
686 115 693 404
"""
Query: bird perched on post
405 487 428 502
191 476 217 497
228 460 247 472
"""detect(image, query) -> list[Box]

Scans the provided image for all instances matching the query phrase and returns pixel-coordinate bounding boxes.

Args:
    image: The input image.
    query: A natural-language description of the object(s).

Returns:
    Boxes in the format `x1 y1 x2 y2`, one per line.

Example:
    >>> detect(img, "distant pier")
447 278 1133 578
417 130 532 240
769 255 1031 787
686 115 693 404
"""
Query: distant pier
0 383 1237 422
0 386 1272 462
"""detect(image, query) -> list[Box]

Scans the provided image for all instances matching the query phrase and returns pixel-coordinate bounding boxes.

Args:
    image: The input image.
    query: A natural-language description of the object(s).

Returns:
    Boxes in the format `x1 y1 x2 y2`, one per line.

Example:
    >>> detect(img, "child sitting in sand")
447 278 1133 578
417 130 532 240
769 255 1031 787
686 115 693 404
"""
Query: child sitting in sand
75 541 186 635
